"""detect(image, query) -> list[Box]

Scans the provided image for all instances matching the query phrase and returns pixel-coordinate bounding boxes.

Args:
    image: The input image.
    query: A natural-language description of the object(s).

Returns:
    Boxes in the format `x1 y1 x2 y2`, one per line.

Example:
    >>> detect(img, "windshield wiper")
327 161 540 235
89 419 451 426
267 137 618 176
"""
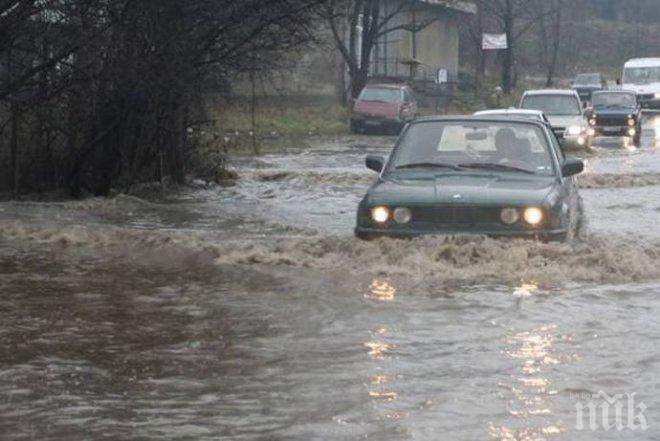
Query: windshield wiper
395 162 463 171
458 162 536 175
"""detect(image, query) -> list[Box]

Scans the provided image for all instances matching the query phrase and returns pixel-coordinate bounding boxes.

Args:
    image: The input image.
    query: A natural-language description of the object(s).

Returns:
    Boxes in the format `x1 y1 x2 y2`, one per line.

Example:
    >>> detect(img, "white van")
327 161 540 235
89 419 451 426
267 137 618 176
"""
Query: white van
622 58 660 109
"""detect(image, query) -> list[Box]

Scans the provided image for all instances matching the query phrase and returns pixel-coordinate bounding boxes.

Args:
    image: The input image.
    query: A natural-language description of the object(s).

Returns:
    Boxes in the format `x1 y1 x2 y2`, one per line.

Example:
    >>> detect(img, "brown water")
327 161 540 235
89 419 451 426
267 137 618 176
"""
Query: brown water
2 118 660 440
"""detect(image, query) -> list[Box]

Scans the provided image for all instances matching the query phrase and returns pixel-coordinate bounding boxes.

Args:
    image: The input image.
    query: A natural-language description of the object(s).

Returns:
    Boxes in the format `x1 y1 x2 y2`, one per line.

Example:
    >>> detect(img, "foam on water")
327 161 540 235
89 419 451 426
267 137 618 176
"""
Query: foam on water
2 221 659 287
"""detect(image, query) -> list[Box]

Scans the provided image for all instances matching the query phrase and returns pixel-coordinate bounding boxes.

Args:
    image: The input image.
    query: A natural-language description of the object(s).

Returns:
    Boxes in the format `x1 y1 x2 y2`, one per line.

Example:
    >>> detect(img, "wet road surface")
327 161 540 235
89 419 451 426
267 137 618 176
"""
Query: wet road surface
2 115 660 440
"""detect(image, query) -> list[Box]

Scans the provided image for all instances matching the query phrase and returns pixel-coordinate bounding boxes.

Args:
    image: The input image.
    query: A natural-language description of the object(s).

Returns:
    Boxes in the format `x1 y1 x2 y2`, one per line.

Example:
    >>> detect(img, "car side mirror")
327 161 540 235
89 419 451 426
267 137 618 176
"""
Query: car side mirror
562 158 584 177
366 155 385 173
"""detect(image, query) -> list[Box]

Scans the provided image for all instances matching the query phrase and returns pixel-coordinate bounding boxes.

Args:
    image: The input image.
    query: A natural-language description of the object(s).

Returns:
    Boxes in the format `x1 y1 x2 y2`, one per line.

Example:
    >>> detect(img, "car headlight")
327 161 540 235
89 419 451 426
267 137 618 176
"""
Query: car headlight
655 93 660 99
500 208 519 225
589 118 596 126
523 207 544 225
628 117 636 126
392 207 412 224
565 126 583 136
371 206 390 224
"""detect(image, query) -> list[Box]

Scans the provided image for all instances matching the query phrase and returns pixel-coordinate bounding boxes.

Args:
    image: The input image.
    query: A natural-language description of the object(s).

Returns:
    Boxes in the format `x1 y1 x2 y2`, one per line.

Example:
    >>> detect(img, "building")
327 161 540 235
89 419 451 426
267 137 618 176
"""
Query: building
232 0 476 102
369 0 476 82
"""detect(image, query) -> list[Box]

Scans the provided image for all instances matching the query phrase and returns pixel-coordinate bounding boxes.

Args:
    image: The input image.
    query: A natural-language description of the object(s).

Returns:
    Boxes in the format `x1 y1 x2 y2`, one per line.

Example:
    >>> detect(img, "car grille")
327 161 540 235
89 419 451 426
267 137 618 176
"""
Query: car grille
595 116 627 126
412 206 502 226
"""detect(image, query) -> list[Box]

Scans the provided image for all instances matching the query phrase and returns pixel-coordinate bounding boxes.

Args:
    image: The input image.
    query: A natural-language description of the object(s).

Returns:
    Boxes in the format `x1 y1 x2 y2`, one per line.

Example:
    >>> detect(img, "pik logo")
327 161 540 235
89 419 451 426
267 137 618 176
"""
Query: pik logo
575 391 648 432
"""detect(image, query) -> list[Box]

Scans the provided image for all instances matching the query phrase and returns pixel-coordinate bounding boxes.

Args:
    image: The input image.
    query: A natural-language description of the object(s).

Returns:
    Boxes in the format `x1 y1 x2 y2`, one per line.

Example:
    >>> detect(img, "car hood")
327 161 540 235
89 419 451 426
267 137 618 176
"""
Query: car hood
354 101 400 117
623 82 660 94
368 173 558 206
547 115 585 128
592 107 636 116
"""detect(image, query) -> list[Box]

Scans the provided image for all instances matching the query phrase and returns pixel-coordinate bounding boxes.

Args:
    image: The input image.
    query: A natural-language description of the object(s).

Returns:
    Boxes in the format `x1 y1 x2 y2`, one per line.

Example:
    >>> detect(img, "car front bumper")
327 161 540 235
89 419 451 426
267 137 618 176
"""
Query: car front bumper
592 125 637 137
351 116 403 129
354 225 569 241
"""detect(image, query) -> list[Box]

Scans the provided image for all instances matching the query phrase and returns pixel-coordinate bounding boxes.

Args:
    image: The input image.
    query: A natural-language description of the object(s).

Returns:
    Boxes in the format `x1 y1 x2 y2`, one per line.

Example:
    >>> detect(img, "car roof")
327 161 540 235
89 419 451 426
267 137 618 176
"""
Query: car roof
624 58 660 68
474 109 544 116
522 89 578 96
413 115 547 127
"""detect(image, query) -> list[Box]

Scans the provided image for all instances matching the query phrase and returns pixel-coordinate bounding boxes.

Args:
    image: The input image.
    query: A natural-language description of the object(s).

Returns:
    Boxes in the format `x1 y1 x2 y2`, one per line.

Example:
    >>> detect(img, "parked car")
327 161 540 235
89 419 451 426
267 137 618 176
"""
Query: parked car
474 109 550 123
351 84 417 135
586 90 642 146
355 116 585 242
572 73 607 103
520 89 592 149
622 58 660 109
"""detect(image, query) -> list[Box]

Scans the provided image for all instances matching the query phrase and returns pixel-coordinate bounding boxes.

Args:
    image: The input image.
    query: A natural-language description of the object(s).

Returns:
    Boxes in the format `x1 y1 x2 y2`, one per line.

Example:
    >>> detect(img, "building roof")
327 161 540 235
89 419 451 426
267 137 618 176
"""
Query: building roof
417 0 477 14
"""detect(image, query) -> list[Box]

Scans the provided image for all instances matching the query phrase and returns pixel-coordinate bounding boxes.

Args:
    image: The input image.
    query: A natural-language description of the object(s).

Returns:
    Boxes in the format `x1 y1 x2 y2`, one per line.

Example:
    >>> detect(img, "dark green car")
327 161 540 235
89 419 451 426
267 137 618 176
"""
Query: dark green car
355 117 586 242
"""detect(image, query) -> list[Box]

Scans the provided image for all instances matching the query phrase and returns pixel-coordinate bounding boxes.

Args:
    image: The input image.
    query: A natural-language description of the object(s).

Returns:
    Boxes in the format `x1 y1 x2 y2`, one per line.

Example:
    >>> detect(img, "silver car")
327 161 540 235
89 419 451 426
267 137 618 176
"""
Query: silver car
520 90 593 149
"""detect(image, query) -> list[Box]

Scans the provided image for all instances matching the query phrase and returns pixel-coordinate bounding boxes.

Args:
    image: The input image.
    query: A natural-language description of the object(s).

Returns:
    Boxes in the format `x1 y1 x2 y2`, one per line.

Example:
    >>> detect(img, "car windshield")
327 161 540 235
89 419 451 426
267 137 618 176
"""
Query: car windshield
623 66 660 85
574 74 600 85
592 93 637 108
389 121 555 176
520 95 581 116
358 87 402 103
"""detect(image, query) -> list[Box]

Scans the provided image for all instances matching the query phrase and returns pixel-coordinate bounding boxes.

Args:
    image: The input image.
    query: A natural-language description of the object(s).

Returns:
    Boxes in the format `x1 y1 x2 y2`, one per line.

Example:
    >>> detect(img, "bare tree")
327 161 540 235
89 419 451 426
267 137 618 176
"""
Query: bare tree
535 0 564 87
0 0 325 197
323 0 461 101
482 0 556 94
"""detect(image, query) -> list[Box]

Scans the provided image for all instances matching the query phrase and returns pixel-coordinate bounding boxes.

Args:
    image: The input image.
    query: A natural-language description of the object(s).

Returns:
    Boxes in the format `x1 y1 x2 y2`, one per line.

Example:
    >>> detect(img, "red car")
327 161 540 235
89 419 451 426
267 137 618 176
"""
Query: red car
350 84 418 135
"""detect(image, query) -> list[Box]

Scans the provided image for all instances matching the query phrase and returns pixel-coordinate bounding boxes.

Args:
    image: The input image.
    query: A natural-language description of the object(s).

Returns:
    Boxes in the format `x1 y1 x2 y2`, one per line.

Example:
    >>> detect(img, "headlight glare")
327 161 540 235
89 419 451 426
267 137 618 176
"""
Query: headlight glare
523 207 544 225
566 126 583 136
655 93 660 99
500 208 519 225
393 207 412 224
589 118 596 126
371 206 390 223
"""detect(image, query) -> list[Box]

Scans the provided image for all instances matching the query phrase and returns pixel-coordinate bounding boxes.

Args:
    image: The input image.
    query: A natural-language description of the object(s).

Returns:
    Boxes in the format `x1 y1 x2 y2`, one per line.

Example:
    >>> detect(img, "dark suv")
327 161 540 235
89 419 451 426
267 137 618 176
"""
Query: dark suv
572 73 607 103
586 90 642 146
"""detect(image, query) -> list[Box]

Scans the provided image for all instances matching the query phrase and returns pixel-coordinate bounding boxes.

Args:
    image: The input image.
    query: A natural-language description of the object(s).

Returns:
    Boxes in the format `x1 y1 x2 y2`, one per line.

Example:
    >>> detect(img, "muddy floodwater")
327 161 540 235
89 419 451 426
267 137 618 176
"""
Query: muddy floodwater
2 116 660 440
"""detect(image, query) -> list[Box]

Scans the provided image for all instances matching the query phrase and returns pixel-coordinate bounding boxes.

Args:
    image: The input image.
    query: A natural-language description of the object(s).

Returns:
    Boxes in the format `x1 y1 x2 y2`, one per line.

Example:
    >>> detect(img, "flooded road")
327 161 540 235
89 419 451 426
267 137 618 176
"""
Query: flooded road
2 116 660 440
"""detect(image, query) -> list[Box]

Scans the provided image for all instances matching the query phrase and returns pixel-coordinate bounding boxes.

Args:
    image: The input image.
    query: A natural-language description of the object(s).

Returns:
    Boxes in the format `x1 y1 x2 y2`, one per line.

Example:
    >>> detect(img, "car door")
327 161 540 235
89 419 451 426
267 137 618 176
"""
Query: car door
546 125 580 226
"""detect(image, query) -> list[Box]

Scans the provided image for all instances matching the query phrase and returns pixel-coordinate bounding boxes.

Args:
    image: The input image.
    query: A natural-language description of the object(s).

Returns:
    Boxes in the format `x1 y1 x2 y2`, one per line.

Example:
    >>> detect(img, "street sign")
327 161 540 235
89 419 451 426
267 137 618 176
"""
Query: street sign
437 68 448 84
482 33 508 50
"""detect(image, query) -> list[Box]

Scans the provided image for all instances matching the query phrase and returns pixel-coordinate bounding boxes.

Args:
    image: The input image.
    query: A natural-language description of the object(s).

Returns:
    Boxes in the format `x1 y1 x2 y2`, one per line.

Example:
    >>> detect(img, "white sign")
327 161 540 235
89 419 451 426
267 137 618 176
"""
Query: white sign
437 68 448 84
482 33 508 50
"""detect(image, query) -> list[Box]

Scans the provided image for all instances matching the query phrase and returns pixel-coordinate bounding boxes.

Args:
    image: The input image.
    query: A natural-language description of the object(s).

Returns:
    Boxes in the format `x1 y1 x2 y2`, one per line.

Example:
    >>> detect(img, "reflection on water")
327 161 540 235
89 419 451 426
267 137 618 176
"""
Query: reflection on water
494 325 573 440
3 134 660 440
368 279 397 302
513 283 539 298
